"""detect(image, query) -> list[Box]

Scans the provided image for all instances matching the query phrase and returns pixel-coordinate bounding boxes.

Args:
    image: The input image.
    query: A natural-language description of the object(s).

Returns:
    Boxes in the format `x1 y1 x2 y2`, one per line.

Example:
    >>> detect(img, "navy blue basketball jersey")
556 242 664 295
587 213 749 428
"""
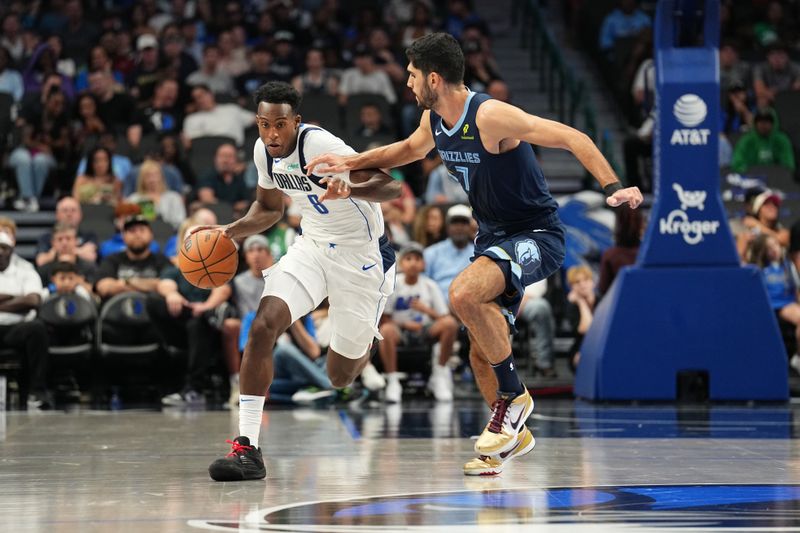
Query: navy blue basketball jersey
429 92 559 234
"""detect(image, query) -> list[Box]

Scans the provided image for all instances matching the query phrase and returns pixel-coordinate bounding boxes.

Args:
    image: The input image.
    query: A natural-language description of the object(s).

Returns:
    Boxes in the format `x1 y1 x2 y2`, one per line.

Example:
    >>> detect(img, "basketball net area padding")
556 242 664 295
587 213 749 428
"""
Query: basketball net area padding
574 0 788 401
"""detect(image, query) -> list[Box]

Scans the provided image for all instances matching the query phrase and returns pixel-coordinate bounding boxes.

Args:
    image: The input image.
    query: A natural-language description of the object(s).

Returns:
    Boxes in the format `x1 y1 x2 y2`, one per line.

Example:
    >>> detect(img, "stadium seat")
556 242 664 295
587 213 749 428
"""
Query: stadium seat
79 204 117 242
0 347 25 408
39 295 97 357
96 293 160 357
301 93 344 137
150 218 176 248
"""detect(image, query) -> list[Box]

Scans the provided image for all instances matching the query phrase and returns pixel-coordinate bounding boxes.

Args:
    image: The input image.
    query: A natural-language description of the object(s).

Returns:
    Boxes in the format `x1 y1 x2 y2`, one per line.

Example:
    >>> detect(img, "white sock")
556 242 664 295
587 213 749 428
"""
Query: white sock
230 373 240 386
387 372 401 383
238 394 265 447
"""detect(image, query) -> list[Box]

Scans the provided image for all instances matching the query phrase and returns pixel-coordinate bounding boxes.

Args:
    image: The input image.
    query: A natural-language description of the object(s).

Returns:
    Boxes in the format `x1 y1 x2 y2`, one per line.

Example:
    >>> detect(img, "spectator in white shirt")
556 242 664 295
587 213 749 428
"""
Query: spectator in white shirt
0 217 50 409
379 242 459 403
339 45 397 106
182 84 254 147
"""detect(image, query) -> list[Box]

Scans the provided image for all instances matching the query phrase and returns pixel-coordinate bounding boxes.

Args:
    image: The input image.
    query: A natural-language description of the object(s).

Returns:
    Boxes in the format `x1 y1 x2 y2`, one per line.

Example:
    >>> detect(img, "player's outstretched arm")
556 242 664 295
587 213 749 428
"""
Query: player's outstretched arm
305 111 436 176
476 100 643 209
190 186 285 241
319 169 401 203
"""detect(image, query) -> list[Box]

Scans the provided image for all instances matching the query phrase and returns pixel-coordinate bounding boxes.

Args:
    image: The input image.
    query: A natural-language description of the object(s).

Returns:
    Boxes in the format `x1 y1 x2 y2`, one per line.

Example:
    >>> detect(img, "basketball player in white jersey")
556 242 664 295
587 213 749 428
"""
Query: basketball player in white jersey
199 82 400 481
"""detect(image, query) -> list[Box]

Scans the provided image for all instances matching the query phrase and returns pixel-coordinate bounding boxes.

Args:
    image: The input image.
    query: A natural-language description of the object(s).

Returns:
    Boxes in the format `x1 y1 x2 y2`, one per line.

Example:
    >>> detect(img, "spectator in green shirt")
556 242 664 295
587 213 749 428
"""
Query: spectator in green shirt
731 109 795 173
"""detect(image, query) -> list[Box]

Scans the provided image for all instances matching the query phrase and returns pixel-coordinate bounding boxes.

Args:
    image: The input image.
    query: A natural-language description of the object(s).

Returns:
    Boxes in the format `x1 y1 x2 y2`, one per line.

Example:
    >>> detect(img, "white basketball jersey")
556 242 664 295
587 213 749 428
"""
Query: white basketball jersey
254 124 385 246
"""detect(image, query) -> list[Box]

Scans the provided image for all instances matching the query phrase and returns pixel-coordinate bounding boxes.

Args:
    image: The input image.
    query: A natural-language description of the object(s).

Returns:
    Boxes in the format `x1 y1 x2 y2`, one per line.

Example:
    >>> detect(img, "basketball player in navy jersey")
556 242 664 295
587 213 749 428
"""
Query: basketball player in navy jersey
307 33 643 475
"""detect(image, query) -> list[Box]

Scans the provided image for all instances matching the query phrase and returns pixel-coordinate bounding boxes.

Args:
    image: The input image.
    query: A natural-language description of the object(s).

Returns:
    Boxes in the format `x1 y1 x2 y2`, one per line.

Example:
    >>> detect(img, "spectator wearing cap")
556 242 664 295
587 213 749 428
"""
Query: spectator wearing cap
379 242 459 403
753 42 800 109
423 204 476 303
339 44 397 106
737 189 790 258
128 33 163 105
186 44 234 96
37 222 97 293
182 84 255 147
95 215 170 300
148 242 233 407
36 197 98 266
731 109 795 173
0 216 51 409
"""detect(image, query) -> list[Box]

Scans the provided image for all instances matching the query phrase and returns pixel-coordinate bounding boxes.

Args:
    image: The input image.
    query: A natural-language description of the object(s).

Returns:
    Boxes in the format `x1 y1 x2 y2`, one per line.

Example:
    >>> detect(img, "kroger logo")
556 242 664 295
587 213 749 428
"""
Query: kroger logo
659 183 719 245
671 94 711 146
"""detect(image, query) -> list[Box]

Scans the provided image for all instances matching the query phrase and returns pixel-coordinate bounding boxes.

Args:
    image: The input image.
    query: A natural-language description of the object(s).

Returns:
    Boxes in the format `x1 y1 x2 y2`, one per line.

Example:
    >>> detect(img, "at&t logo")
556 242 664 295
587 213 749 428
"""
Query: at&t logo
659 183 720 245
670 94 711 146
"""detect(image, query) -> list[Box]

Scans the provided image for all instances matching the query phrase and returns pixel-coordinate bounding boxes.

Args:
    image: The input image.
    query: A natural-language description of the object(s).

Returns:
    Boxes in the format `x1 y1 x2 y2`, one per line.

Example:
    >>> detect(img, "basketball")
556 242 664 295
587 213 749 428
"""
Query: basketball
178 229 239 289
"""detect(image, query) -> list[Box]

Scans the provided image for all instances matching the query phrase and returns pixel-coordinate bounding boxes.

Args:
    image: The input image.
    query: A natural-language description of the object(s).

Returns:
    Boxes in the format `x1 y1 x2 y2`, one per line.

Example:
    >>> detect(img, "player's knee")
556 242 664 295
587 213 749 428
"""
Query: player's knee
249 316 281 346
449 282 475 317
222 318 240 336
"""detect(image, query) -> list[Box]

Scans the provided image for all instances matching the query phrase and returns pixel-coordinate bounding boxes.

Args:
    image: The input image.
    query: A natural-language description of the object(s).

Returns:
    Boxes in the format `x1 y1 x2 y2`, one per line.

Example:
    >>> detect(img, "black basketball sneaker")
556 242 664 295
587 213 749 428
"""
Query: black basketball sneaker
208 436 266 481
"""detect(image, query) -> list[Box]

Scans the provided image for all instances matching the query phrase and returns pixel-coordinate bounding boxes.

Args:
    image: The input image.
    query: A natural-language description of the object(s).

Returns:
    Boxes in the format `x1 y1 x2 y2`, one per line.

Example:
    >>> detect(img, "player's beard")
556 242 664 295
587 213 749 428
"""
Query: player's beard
417 82 438 110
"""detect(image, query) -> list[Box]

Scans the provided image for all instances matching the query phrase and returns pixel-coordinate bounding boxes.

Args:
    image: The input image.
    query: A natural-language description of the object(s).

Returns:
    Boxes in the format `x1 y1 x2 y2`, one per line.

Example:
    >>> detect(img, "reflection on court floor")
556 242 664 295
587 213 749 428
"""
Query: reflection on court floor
1 400 799 532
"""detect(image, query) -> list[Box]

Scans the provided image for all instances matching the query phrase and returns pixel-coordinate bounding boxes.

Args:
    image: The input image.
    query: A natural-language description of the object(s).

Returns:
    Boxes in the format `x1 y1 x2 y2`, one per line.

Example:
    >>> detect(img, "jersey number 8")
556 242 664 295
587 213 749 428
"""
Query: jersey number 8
307 194 329 214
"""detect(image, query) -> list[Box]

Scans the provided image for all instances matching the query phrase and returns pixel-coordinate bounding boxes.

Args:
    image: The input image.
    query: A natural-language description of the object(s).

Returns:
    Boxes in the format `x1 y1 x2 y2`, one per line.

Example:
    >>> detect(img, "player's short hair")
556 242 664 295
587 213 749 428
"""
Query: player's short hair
52 222 77 236
406 32 465 85
253 81 302 114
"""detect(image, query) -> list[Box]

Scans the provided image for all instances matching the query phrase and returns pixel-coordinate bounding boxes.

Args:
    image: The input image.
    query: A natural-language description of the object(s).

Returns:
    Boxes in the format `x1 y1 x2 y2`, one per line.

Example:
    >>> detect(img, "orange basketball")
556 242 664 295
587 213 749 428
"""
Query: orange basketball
178 229 239 289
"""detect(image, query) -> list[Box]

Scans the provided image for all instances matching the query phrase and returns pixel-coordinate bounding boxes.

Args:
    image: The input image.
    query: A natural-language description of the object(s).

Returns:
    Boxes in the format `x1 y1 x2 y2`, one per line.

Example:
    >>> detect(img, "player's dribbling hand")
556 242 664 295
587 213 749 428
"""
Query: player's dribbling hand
305 153 353 176
606 186 644 209
188 224 233 239
319 177 351 202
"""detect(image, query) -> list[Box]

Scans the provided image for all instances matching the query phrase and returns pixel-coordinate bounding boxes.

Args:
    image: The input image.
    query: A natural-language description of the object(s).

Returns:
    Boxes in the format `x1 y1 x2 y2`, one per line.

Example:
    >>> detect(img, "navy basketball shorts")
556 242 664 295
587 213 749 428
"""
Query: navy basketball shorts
474 224 566 327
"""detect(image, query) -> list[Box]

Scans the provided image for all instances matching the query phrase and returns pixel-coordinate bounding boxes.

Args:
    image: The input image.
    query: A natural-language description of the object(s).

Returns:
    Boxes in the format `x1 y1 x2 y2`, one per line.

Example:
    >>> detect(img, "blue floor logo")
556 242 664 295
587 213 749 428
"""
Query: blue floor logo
189 484 800 531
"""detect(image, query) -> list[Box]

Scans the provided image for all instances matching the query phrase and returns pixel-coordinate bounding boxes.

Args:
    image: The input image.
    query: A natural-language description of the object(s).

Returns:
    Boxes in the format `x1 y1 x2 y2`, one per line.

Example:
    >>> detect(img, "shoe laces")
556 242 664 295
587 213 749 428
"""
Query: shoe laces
226 439 253 457
487 397 511 434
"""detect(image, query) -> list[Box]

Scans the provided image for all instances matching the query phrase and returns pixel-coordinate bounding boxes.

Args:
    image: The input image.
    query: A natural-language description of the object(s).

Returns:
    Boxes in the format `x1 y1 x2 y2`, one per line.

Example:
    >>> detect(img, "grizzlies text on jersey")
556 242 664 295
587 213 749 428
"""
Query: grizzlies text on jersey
429 91 560 236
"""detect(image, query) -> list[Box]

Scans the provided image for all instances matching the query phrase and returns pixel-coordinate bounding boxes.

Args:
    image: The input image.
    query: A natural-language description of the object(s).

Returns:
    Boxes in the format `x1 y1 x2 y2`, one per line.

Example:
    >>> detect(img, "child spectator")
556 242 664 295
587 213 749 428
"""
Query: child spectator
379 242 459 403
746 233 800 374
565 265 597 371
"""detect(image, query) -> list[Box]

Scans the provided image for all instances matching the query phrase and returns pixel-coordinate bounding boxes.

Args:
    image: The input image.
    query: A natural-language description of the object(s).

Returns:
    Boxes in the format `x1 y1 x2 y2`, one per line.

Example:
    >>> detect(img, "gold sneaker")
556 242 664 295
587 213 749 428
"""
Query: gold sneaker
464 427 536 476
474 388 534 455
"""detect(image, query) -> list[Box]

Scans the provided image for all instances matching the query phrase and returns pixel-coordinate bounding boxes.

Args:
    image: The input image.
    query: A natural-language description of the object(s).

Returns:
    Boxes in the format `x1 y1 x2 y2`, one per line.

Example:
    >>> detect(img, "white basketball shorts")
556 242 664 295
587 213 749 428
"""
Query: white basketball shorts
261 234 396 359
